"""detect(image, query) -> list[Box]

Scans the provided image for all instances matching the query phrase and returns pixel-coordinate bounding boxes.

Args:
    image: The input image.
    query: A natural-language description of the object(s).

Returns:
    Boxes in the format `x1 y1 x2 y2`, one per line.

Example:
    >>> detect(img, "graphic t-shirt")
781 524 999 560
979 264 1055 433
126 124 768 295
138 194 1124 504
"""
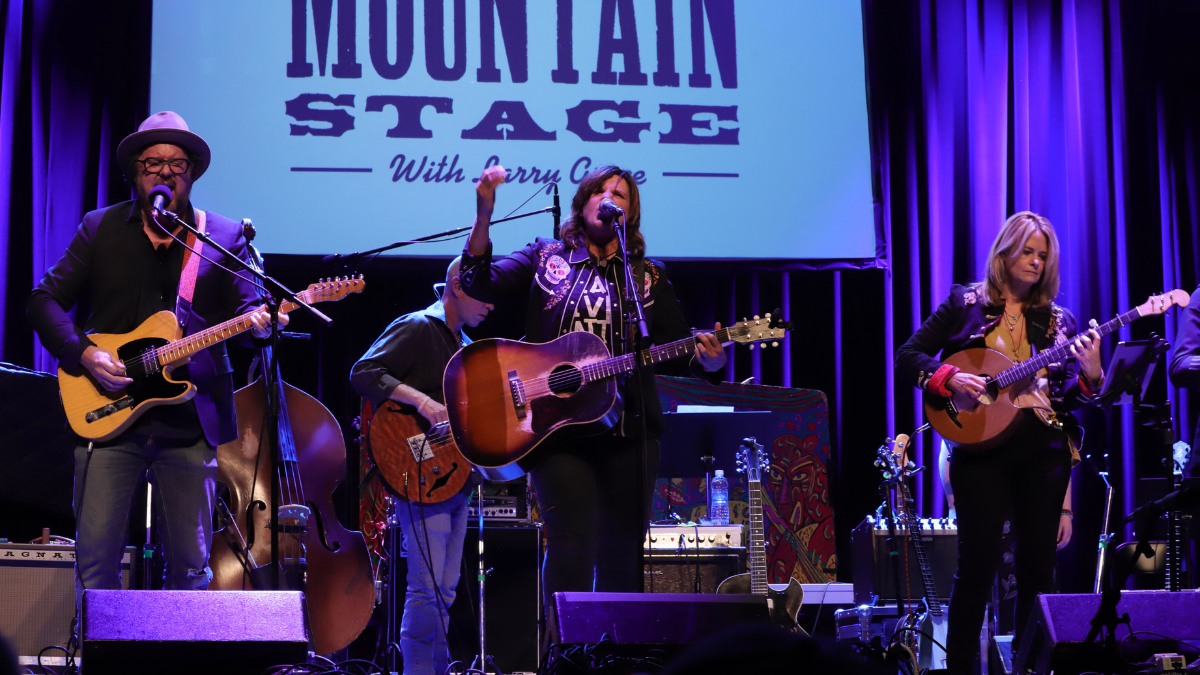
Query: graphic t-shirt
566 261 624 352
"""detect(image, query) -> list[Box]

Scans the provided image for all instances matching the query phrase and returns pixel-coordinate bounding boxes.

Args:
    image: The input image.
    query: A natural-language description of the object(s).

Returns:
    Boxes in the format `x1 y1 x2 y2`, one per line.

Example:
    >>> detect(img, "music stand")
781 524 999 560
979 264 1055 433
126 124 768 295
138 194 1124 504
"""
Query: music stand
1097 339 1163 407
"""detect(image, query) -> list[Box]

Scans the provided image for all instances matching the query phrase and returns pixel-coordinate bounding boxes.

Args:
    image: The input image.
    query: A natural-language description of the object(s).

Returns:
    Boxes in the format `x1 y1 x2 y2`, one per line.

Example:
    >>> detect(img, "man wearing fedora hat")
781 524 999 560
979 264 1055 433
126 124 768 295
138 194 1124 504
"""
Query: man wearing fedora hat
28 111 286 613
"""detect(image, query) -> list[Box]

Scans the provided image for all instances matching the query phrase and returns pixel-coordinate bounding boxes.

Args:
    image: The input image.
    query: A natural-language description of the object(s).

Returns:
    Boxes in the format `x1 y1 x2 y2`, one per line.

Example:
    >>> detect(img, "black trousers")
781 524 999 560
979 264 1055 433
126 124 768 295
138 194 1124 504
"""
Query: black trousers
530 431 659 610
944 414 1071 673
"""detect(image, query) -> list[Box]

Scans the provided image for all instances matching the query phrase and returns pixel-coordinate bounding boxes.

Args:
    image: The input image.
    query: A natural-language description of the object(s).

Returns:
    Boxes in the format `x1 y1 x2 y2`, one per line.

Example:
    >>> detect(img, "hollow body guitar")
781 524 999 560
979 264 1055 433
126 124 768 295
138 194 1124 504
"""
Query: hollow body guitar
925 290 1189 450
363 400 470 503
443 314 790 478
716 437 805 632
57 278 364 441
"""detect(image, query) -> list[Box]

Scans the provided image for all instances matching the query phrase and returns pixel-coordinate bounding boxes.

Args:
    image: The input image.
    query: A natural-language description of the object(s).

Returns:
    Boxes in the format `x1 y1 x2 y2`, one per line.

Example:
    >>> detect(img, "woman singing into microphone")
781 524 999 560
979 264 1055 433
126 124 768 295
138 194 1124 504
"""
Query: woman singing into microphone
457 164 727 610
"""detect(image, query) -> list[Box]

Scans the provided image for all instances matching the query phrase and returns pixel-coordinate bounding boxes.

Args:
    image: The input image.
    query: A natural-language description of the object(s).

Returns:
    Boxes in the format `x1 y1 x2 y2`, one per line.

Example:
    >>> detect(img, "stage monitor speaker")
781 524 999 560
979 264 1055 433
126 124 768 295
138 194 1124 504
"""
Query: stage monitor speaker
551 592 772 645
0 543 134 661
446 524 542 674
1015 591 1200 675
643 551 743 594
81 590 309 674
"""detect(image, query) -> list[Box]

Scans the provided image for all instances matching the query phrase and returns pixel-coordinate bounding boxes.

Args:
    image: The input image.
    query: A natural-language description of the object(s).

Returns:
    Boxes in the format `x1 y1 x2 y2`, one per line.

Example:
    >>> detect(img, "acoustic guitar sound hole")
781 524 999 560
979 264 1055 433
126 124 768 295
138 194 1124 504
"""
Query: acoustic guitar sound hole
548 364 583 396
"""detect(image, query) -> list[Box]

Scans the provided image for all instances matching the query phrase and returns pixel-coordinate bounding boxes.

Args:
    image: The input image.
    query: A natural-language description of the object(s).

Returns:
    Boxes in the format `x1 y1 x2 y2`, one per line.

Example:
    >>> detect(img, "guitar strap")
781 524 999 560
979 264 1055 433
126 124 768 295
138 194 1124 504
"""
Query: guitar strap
174 209 206 331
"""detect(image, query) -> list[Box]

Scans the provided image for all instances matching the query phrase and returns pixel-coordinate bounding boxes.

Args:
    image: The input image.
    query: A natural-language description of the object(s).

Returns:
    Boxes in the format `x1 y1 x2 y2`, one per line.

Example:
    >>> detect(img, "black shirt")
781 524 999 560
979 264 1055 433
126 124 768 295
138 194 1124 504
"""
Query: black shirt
350 301 467 409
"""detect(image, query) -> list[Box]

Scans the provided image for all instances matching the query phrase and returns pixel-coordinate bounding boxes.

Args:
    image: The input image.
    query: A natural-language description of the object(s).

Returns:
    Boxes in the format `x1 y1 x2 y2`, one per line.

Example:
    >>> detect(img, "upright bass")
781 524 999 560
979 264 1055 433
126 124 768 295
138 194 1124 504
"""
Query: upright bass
209 221 375 655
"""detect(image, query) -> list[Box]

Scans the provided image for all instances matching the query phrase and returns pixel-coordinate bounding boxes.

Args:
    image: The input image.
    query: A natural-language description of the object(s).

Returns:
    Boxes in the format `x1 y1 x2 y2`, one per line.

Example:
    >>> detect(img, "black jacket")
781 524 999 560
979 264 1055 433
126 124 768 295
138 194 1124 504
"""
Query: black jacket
896 284 1091 415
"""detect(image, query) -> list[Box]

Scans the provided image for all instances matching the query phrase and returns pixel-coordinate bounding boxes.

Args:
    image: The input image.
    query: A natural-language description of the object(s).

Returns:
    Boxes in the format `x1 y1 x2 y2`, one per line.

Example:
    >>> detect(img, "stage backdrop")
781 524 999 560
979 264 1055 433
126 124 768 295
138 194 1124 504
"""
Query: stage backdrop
148 0 876 260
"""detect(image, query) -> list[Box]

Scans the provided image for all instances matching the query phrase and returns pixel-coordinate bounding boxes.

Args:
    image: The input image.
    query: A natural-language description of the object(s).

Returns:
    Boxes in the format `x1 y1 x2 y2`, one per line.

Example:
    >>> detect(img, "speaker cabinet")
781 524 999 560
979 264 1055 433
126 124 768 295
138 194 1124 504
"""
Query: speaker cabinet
1015 592 1200 675
850 519 957 604
446 524 542 674
643 551 744 594
81 590 309 674
0 544 133 660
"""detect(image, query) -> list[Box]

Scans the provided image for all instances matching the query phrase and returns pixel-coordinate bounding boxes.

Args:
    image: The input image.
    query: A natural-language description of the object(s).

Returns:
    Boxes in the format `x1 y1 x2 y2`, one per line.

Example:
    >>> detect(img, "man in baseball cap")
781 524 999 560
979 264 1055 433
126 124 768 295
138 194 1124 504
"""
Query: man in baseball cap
28 112 285 624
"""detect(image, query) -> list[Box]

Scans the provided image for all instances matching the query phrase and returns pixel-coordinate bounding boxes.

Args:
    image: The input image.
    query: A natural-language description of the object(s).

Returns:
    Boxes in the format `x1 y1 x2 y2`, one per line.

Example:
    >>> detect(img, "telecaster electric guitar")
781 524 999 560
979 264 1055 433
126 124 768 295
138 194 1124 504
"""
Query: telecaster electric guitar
364 401 471 504
59 277 364 441
881 434 948 671
443 313 791 476
717 437 805 633
925 290 1189 450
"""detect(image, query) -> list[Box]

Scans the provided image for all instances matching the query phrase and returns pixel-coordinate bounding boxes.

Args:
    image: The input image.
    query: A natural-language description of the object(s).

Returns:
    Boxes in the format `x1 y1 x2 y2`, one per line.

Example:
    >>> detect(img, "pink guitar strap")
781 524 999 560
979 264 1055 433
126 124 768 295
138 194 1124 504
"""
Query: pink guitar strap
174 209 206 329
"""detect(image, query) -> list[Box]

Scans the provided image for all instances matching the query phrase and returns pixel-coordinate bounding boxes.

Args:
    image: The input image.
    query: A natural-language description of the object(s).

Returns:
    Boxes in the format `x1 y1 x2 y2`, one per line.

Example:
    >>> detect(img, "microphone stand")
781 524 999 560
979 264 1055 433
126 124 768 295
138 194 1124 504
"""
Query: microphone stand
322 206 557 266
613 212 653 591
155 207 332 592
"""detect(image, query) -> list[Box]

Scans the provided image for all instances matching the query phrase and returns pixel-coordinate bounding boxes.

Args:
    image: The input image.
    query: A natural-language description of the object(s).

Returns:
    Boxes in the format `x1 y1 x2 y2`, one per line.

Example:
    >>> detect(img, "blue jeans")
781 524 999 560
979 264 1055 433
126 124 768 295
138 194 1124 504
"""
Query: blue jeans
395 492 469 675
73 434 217 612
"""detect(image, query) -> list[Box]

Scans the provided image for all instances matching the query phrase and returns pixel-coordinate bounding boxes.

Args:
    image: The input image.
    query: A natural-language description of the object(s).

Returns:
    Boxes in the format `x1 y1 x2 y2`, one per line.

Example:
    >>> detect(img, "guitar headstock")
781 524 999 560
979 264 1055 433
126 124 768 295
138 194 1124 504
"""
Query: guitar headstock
735 437 770 483
297 275 366 305
727 308 792 350
1137 289 1190 317
874 434 911 481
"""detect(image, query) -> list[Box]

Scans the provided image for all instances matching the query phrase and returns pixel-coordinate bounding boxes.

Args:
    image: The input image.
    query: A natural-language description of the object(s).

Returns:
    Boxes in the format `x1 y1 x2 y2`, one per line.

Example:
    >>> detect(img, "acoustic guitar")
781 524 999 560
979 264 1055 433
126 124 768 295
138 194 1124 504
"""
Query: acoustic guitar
925 290 1188 450
364 402 472 503
58 277 364 441
716 437 805 632
443 314 791 476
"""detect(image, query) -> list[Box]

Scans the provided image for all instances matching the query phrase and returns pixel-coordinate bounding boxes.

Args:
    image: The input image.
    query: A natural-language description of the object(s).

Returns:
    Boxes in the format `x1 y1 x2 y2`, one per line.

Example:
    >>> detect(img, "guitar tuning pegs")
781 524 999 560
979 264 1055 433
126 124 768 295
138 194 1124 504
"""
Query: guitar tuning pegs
747 344 755 350
765 312 771 319
753 315 760 321
771 342 779 348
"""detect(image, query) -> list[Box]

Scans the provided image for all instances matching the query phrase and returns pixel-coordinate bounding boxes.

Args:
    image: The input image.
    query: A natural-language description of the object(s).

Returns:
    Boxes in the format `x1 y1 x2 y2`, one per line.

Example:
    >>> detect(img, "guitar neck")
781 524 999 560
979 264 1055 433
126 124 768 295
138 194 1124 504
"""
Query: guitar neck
994 307 1141 388
156 298 301 366
900 484 943 617
748 478 768 595
580 327 734 382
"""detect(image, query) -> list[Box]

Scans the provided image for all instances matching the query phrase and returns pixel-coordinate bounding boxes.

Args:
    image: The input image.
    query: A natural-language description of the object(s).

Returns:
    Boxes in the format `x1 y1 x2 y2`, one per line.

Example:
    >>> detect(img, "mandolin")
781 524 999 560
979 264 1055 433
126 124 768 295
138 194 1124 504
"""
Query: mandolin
925 290 1188 450
716 437 805 632
443 314 790 476
57 277 364 441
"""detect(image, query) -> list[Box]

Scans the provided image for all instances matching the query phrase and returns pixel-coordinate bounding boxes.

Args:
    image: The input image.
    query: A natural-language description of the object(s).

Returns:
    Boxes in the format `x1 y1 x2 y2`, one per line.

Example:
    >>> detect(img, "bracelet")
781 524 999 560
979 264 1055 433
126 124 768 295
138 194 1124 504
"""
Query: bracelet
1061 509 1074 519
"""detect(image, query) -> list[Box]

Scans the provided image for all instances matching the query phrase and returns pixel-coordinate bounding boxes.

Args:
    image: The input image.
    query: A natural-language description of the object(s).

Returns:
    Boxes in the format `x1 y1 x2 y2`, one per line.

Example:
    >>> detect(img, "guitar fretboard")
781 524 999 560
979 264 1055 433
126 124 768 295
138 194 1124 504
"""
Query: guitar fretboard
993 307 1142 388
748 477 768 595
900 485 943 617
154 297 305 366
580 326 741 382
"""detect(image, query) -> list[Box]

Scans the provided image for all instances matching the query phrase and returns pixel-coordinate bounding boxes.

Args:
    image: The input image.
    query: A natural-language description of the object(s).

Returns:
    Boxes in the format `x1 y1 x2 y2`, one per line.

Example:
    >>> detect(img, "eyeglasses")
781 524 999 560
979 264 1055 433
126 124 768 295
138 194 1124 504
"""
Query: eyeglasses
134 157 193 176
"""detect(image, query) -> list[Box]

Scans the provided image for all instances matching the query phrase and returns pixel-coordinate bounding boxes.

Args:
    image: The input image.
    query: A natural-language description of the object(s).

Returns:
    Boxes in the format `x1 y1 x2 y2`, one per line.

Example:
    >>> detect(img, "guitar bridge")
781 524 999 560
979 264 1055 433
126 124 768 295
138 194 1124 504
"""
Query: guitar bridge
85 396 136 423
509 370 527 419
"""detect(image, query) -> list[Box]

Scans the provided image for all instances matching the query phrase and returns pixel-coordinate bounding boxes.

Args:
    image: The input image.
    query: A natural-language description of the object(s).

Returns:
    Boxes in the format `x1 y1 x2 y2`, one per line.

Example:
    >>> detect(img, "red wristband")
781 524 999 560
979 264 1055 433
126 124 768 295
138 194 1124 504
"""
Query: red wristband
929 364 961 398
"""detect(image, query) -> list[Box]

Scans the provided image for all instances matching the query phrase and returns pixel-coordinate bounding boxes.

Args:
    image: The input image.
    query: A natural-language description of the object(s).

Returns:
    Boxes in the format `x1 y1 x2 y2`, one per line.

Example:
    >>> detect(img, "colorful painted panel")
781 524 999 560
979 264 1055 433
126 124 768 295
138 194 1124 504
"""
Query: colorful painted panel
654 376 837 583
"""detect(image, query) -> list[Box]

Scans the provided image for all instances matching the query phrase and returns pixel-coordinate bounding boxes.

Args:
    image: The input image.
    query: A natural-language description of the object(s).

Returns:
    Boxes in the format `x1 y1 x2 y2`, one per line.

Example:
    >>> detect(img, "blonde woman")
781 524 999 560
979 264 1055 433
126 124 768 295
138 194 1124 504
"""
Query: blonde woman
896 212 1103 674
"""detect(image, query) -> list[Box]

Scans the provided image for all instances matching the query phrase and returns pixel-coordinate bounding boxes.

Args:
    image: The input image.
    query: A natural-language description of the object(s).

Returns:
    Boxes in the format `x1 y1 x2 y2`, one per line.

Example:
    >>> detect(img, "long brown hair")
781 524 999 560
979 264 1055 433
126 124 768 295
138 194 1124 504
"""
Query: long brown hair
558 165 645 259
981 211 1061 308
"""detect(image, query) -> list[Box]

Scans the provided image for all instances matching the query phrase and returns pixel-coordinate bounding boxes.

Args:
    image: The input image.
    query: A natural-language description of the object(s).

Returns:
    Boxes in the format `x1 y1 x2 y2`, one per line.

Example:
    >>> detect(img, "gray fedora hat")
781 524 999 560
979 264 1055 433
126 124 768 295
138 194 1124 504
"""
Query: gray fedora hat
116 111 211 180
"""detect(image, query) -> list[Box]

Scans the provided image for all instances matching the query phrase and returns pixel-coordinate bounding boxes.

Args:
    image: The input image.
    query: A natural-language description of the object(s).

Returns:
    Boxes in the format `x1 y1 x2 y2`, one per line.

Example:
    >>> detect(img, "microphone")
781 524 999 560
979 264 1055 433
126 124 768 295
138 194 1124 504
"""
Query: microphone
552 183 561 239
149 184 173 217
597 198 623 223
1125 485 1200 523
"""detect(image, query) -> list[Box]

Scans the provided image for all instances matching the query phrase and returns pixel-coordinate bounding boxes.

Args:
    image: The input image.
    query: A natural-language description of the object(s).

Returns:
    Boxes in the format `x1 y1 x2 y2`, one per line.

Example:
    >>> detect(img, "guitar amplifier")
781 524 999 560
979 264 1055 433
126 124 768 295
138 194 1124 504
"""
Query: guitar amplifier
644 524 744 550
643 550 744 594
0 544 135 661
850 516 957 605
466 495 529 522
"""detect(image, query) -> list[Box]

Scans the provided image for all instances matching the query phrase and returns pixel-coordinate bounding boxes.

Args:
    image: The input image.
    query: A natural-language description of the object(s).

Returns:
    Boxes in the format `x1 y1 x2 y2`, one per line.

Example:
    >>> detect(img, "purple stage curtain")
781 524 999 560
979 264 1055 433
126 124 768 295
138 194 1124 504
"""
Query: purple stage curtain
0 0 150 370
868 0 1200 564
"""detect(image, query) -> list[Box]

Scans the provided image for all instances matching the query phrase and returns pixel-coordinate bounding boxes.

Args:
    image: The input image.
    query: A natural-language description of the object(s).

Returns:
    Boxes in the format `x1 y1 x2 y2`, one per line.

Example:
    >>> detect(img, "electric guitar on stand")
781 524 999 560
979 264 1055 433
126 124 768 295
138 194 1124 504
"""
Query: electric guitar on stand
877 433 948 671
1167 440 1193 591
58 277 365 441
717 437 805 632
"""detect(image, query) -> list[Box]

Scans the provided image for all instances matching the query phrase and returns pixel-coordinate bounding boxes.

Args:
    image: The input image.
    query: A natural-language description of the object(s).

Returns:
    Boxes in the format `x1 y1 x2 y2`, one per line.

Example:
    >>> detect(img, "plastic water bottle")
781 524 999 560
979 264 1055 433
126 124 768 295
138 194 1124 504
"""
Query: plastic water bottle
710 470 730 526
